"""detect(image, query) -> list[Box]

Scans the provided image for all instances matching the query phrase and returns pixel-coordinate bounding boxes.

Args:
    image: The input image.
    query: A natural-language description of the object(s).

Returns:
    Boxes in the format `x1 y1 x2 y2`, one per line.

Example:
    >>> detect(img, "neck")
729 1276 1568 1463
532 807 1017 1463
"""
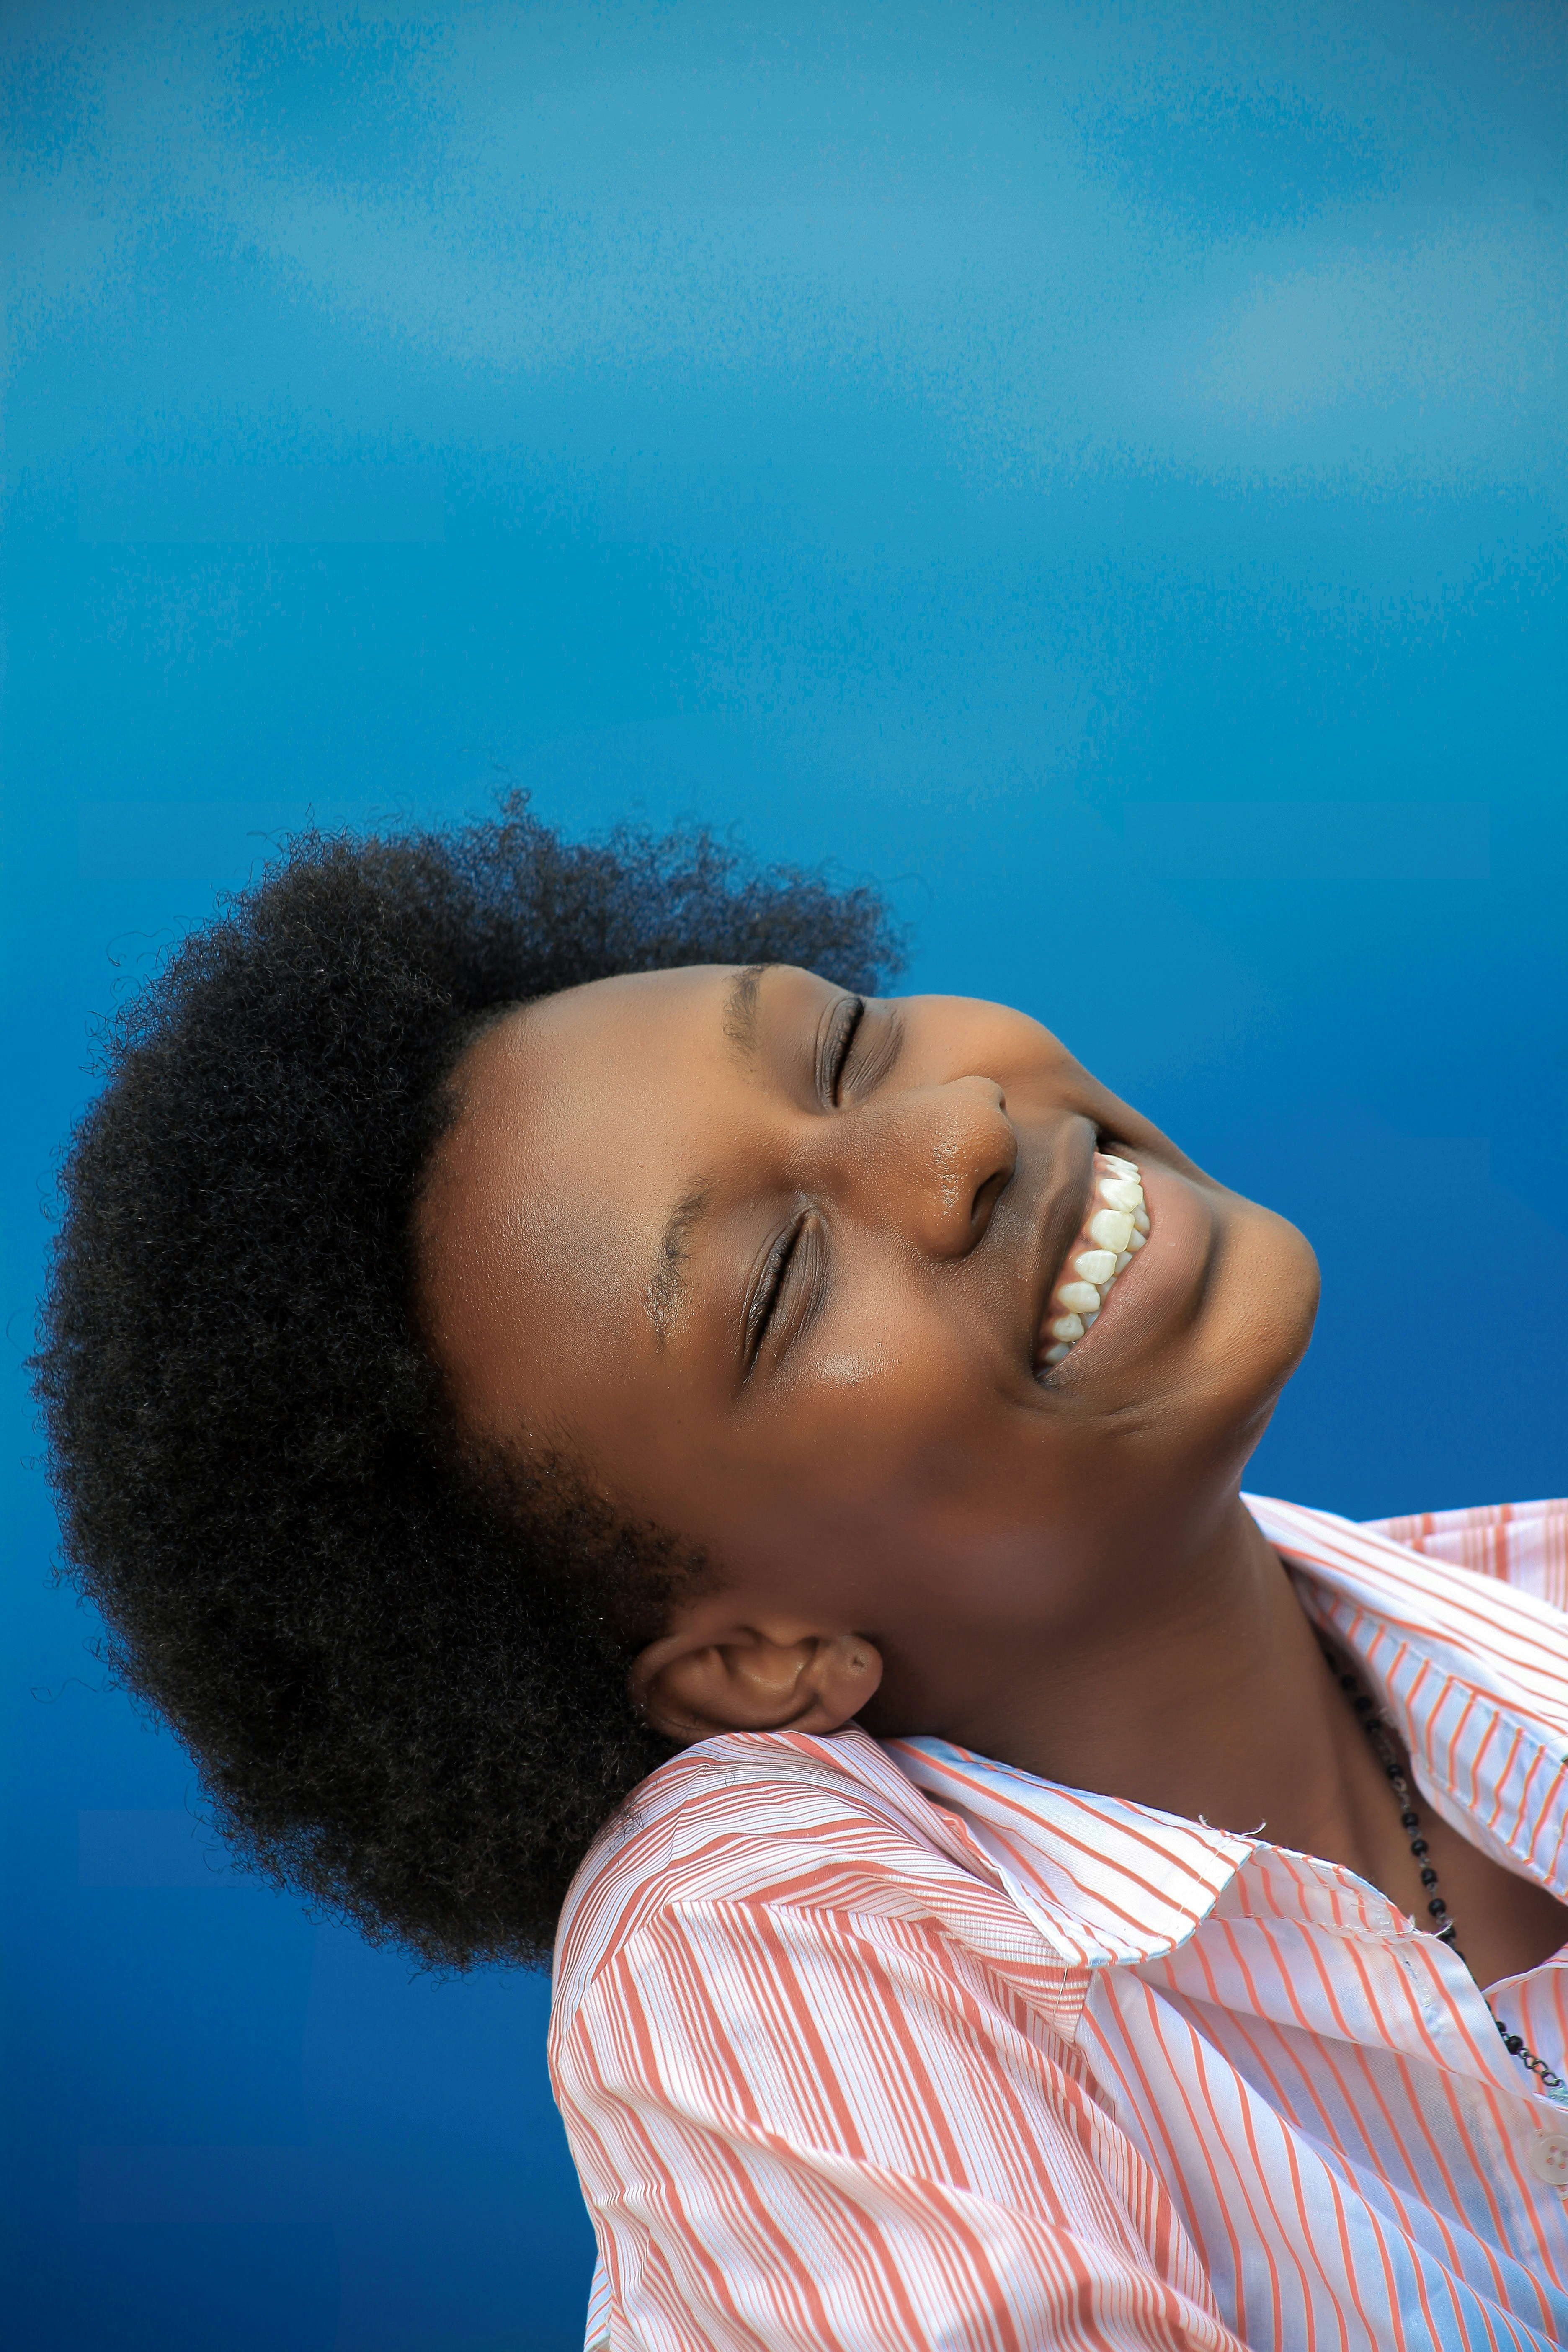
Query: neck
928 1496 1394 1879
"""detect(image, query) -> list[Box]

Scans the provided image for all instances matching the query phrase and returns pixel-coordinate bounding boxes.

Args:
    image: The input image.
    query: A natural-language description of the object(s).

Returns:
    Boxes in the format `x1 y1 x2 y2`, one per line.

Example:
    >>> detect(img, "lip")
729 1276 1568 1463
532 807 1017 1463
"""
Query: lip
1034 1153 1211 1381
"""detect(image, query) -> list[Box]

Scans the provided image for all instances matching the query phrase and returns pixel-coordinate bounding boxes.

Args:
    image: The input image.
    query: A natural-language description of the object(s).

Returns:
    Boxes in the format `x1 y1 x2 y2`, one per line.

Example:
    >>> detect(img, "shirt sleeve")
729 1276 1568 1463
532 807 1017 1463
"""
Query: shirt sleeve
554 1877 1242 2352
1364 1498 1568 1612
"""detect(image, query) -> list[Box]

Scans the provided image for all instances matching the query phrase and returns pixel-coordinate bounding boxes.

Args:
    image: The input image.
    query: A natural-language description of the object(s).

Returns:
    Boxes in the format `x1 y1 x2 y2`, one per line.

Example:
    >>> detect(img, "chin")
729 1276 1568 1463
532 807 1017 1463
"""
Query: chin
1205 1195 1321 1444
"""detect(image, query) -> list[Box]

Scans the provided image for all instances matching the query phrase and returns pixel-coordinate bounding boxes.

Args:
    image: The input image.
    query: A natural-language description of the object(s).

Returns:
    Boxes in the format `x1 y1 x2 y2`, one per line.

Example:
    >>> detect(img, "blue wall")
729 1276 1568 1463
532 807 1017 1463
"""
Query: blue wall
4 4 1565 2344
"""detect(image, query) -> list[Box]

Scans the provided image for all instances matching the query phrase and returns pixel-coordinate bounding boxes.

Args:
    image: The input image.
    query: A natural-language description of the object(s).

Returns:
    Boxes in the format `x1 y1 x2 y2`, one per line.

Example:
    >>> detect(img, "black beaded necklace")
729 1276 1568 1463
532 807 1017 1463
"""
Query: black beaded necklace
1323 1645 1568 2107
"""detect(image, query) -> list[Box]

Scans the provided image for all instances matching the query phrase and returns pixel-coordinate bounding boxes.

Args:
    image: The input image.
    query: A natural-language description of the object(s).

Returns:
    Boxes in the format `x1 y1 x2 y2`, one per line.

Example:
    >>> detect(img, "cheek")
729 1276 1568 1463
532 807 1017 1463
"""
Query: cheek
606 1324 1001 1553
702 1380 1088 1631
743 1313 1017 1518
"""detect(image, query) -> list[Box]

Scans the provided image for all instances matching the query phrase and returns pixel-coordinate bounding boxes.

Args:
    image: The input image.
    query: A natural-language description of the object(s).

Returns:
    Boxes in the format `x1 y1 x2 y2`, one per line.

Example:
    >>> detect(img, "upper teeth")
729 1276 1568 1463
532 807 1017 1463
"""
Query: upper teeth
1039 1151 1149 1369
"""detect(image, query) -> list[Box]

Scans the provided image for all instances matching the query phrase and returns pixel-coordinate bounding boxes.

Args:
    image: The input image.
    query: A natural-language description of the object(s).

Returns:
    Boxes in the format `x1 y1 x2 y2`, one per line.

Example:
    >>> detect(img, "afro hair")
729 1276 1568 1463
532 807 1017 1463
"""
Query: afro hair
32 796 901 1967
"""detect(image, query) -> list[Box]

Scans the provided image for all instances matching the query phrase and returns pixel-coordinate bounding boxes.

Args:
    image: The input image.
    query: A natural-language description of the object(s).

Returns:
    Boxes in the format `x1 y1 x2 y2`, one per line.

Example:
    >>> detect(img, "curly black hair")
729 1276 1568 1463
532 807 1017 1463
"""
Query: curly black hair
32 797 901 1968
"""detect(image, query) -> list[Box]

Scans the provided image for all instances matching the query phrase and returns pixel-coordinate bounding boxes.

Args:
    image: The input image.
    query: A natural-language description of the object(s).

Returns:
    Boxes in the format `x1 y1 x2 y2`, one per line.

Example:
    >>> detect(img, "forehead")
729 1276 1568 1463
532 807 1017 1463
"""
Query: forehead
414 964 744 1438
463 962 739 1156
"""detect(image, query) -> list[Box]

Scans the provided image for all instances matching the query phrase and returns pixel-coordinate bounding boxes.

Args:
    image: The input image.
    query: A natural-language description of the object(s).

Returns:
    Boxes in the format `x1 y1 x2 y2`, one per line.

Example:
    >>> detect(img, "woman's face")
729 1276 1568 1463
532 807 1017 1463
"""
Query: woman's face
417 964 1319 1733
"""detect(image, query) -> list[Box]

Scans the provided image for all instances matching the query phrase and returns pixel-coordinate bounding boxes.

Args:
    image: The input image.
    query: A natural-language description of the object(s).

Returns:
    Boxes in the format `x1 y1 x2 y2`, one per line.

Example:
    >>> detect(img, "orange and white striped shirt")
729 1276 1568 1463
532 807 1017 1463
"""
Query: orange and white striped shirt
552 1496 1568 2350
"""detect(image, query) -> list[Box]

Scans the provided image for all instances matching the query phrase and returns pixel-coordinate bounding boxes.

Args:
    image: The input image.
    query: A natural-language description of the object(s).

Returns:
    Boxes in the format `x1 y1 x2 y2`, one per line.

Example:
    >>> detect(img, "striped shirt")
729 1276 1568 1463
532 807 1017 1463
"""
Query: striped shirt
552 1495 1568 2350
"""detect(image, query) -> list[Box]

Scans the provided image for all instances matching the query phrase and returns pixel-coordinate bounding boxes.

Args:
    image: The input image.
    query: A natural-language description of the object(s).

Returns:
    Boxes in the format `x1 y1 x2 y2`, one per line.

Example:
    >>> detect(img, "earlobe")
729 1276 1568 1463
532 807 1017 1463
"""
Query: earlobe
631 1623 883 1746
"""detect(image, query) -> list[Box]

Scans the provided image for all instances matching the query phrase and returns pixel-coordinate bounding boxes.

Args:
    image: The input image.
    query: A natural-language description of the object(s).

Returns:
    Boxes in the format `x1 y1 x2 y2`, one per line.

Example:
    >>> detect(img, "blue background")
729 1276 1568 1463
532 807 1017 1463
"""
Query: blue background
4 4 1565 2345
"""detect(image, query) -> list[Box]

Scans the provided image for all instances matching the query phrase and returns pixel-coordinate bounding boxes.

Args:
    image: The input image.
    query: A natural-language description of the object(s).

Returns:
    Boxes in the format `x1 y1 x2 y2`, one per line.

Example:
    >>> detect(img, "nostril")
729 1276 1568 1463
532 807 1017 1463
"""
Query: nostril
971 1168 1008 1228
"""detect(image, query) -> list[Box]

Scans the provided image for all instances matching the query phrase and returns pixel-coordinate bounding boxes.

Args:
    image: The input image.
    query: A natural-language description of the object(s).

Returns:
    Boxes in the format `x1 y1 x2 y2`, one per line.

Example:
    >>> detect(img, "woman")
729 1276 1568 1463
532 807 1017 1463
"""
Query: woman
35 800 1568 2350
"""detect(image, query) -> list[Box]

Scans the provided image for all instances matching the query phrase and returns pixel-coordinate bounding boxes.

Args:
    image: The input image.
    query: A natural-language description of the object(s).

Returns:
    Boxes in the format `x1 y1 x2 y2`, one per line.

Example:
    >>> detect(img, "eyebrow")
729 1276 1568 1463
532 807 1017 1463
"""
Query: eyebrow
645 1184 711 1348
722 962 767 1059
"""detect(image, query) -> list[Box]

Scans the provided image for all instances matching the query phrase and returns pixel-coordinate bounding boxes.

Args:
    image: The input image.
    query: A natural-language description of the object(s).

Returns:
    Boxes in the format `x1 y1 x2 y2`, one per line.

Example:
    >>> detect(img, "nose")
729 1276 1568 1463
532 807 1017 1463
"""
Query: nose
836 1075 1016 1258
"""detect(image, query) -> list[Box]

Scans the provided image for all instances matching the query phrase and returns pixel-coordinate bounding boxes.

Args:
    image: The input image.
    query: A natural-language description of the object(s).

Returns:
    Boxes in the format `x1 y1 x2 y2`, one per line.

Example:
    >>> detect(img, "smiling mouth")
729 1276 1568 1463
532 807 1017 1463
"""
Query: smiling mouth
1035 1150 1150 1371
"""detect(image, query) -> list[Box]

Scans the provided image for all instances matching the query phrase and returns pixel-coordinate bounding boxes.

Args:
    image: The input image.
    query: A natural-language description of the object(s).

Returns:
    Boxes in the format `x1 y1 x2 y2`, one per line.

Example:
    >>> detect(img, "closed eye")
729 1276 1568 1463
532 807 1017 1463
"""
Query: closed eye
743 989 884 1378
817 995 865 1106
744 1215 807 1372
744 1212 831 1377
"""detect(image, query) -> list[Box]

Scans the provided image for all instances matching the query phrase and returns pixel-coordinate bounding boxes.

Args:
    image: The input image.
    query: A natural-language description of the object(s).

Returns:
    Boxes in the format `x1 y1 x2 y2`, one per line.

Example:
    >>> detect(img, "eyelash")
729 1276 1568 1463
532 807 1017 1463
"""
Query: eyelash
747 1219 806 1368
824 994 865 1104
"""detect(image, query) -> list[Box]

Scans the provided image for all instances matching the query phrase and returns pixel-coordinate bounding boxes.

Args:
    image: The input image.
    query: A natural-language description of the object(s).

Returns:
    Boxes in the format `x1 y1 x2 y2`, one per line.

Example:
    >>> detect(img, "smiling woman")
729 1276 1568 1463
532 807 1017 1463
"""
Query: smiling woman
34 802 1568 2352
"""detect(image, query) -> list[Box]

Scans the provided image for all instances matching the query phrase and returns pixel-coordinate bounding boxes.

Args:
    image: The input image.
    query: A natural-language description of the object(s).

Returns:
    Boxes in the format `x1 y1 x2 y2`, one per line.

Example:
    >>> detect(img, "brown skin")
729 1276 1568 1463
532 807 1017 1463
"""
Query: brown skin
418 963 1568 1989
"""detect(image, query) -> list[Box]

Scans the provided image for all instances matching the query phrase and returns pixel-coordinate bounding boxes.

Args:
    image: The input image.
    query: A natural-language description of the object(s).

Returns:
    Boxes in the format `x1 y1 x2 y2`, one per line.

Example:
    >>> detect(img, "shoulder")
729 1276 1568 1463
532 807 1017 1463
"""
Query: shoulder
1247 1490 1568 1608
1362 1496 1568 1611
1248 1490 1568 1623
551 1724 1065 2032
1248 1491 1568 1732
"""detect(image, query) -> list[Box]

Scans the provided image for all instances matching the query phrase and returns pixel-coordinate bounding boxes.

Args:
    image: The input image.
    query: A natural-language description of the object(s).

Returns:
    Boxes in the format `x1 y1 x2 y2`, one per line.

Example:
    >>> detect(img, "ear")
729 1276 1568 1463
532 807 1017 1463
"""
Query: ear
630 1618 884 1745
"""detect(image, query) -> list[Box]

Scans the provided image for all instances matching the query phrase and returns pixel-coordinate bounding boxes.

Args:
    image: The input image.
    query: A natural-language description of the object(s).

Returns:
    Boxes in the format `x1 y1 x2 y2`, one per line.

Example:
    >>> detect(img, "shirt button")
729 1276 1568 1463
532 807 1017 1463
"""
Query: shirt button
1527 2133 1568 2187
